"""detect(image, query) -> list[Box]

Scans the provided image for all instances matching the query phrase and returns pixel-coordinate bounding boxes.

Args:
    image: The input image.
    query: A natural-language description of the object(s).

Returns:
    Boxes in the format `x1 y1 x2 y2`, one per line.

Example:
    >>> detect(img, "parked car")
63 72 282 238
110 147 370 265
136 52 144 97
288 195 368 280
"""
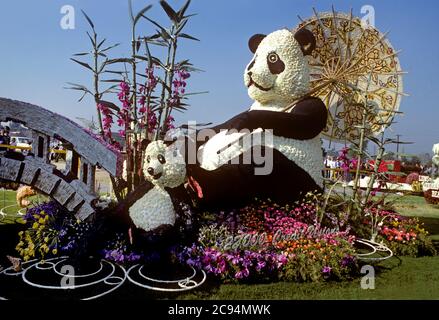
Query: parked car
10 136 33 155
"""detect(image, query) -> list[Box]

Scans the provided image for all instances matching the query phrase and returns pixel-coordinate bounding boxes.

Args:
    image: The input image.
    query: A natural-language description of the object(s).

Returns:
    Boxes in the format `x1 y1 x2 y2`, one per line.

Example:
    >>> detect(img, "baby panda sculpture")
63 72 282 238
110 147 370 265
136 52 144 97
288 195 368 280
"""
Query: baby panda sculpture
128 140 189 235
186 28 328 209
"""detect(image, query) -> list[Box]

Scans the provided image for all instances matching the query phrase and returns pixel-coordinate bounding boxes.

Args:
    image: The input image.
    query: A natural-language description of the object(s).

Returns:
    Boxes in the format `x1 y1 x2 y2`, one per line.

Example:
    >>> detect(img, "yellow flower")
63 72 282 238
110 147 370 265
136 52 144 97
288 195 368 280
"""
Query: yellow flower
41 244 49 254
18 231 24 236
44 236 49 243
39 218 45 224
32 222 39 229
52 249 58 255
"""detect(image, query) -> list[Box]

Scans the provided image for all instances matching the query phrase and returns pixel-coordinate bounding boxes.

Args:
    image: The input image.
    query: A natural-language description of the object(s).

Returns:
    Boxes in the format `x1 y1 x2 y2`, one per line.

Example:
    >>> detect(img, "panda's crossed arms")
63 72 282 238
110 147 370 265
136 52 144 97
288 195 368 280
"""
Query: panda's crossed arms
210 96 327 140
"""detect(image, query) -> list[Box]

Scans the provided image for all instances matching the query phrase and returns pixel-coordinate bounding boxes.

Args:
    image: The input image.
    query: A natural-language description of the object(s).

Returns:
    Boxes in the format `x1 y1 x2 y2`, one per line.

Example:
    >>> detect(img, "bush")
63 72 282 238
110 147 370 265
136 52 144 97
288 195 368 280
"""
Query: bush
378 216 436 256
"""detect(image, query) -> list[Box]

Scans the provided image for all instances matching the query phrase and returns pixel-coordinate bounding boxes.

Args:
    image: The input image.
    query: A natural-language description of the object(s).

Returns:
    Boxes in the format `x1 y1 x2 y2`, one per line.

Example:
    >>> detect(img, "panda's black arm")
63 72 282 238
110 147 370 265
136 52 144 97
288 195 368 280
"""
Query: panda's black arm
240 97 327 140
208 111 251 133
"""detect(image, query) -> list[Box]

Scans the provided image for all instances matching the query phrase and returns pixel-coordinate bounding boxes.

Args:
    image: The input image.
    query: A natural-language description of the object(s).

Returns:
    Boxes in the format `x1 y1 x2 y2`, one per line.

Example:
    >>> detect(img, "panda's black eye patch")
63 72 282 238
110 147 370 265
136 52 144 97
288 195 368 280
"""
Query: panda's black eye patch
157 154 166 164
267 52 285 74
146 155 151 163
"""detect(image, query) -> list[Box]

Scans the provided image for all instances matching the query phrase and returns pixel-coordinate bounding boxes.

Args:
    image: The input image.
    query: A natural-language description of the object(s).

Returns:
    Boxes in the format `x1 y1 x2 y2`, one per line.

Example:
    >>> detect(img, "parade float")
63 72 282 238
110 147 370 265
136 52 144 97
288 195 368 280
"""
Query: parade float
0 2 436 300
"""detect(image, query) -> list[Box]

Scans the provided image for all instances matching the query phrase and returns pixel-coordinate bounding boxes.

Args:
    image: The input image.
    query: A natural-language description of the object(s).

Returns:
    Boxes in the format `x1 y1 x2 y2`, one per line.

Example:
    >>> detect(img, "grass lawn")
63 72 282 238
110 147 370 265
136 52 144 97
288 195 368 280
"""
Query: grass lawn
177 256 439 300
391 194 439 219
0 190 22 225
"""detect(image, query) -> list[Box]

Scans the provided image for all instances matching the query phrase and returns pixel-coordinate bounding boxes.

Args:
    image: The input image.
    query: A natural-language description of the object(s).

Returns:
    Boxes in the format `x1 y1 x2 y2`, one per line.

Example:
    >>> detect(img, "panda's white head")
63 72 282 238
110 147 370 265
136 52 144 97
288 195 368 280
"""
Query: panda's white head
244 28 316 109
143 140 186 188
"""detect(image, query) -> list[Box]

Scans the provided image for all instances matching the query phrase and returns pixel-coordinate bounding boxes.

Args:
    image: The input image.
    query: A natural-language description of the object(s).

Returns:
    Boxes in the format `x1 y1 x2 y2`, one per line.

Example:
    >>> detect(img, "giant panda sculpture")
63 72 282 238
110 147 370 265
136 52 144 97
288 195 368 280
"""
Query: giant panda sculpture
185 28 328 209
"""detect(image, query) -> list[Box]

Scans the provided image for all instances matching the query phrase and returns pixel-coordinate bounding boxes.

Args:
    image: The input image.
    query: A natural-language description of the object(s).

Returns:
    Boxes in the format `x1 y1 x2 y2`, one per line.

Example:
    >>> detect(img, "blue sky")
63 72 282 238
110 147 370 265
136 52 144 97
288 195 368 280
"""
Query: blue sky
0 0 438 154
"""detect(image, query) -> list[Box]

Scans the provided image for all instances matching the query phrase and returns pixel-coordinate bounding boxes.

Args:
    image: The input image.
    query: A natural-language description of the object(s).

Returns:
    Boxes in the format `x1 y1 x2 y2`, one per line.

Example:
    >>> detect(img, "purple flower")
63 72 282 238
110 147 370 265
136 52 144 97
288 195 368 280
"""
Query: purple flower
341 255 355 267
322 266 332 274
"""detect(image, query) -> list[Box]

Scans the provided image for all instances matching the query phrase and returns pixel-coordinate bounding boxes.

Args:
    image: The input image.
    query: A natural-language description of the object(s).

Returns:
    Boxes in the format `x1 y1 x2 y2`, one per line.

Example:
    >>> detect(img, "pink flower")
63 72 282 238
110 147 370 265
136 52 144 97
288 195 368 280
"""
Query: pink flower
117 118 125 126
138 106 147 114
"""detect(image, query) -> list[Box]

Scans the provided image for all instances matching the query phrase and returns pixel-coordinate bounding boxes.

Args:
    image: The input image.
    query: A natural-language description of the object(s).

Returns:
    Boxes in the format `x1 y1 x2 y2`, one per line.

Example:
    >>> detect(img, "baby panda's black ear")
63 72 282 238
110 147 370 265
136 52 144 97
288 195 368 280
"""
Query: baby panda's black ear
294 28 316 56
248 34 266 53
140 138 151 151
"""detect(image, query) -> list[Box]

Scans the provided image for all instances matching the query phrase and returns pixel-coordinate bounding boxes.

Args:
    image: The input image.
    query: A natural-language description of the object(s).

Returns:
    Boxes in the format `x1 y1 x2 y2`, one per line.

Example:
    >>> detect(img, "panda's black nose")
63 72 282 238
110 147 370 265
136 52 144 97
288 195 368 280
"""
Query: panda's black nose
147 167 154 175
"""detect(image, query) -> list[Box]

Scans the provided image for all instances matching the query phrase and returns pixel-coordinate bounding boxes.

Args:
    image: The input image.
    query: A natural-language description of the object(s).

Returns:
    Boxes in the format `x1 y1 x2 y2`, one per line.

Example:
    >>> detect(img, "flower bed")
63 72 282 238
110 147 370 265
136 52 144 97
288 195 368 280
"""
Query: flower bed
177 199 359 283
14 195 436 284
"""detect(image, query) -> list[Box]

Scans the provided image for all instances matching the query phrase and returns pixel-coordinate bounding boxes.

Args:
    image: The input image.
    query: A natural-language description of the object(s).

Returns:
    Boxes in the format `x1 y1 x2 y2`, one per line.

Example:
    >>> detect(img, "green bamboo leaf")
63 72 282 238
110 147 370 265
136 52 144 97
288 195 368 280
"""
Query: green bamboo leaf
86 31 96 46
178 33 200 41
177 0 191 20
98 59 108 73
134 4 153 25
181 13 198 19
182 91 209 96
173 105 188 111
77 91 88 102
102 85 119 94
134 55 149 61
143 38 153 68
128 0 134 22
100 43 121 53
147 39 168 47
105 70 126 75
183 66 204 72
160 0 178 23
176 59 192 66
65 86 88 92
150 57 167 69
106 58 134 65
142 16 169 37
73 52 90 56
81 10 95 30
70 58 94 72
64 83 92 94
101 79 124 83
97 38 106 49
176 18 188 34
159 29 171 41
98 100 120 112
144 34 161 41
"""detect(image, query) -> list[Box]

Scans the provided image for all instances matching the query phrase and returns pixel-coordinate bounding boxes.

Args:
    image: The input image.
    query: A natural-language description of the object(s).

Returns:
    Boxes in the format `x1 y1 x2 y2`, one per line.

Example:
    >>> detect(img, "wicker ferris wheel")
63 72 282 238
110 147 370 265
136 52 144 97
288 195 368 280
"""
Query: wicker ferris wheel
293 8 406 143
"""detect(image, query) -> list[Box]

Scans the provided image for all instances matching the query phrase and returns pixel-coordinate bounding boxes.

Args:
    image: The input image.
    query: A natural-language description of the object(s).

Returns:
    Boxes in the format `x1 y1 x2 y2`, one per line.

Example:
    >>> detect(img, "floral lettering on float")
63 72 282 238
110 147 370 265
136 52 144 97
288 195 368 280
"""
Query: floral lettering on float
222 225 340 250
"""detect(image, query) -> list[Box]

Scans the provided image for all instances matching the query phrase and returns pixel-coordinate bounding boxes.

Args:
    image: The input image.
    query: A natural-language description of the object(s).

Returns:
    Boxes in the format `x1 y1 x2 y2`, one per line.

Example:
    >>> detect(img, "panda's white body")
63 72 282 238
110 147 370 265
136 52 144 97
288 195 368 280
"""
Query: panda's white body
129 185 176 232
197 29 324 189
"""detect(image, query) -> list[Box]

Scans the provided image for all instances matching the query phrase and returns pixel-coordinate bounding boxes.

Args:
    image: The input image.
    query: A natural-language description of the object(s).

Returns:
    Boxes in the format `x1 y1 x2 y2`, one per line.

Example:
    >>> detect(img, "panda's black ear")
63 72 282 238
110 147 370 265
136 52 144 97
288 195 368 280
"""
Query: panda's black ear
248 34 266 53
294 28 316 56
